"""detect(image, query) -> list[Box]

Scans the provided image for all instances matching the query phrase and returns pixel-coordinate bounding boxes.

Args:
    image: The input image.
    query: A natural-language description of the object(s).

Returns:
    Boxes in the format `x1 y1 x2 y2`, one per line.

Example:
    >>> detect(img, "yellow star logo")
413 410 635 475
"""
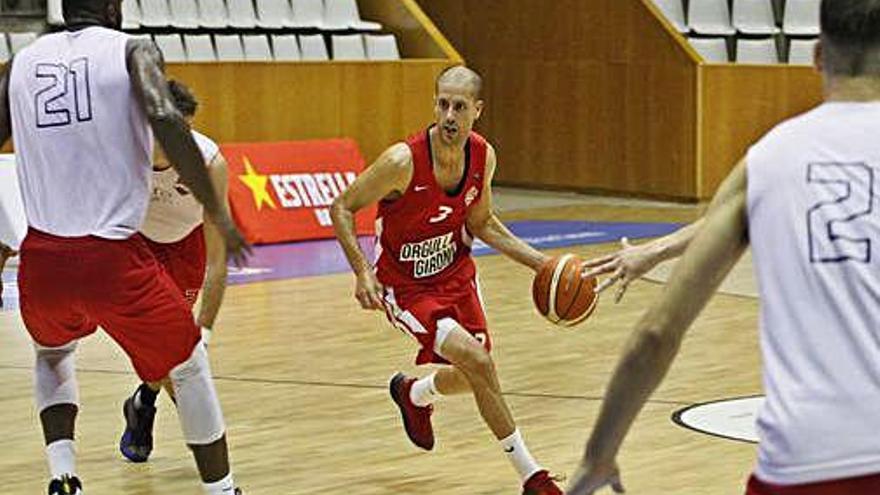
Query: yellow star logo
238 156 277 211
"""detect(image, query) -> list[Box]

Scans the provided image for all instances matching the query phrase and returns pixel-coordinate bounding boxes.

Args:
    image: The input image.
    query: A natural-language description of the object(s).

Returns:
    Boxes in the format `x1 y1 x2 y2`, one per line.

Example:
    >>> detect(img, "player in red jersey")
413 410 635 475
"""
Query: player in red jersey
118 80 231 464
332 66 562 495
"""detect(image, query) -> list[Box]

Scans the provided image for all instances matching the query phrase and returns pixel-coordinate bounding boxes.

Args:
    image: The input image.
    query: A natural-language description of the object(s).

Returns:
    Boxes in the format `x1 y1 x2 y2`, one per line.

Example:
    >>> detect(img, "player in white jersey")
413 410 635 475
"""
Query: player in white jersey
0 1 249 494
118 80 232 463
567 1 880 494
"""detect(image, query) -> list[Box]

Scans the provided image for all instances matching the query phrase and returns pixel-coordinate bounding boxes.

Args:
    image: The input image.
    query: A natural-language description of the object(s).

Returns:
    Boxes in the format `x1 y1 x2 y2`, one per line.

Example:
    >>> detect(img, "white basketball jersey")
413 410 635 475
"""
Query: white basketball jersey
140 131 220 244
9 27 152 239
747 102 880 485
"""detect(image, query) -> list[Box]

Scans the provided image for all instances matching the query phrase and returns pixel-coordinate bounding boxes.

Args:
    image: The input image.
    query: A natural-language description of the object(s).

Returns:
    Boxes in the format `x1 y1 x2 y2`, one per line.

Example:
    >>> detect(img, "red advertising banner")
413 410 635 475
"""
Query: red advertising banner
221 139 375 244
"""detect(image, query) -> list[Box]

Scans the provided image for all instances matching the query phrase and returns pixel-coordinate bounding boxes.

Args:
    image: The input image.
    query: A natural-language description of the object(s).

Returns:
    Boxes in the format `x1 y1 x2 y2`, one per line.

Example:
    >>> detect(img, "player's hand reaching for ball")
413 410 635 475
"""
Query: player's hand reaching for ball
566 460 625 495
355 270 384 311
581 237 661 303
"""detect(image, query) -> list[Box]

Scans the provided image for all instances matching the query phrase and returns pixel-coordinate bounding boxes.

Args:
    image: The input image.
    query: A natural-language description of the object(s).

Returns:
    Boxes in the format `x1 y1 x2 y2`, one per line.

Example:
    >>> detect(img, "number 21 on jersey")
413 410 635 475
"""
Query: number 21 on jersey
34 57 93 128
806 162 874 264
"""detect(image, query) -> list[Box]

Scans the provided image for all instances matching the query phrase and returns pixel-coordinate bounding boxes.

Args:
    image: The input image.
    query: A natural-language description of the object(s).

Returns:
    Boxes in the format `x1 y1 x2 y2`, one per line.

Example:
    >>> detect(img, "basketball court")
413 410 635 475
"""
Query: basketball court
0 193 767 494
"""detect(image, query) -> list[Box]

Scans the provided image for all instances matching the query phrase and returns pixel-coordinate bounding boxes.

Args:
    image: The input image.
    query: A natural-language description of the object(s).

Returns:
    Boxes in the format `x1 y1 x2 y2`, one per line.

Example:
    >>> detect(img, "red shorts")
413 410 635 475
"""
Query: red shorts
382 275 491 365
143 226 206 308
746 473 880 495
18 229 201 382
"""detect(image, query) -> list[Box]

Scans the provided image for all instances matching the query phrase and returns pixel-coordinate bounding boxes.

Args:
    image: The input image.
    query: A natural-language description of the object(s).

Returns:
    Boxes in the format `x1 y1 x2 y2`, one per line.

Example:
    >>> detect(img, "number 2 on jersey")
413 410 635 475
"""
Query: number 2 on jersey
35 57 93 128
806 162 874 264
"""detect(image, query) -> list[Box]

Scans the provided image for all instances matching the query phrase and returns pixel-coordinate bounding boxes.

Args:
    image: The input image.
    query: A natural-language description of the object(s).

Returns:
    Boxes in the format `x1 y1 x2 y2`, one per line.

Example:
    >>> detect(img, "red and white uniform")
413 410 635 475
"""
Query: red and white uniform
9 27 199 383
376 127 489 365
140 130 219 307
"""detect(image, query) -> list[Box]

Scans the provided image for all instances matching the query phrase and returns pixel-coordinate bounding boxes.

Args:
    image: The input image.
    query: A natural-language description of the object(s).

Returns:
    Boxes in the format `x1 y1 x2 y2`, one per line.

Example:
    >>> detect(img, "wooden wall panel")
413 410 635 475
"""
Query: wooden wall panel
166 61 451 163
698 66 823 197
418 0 700 199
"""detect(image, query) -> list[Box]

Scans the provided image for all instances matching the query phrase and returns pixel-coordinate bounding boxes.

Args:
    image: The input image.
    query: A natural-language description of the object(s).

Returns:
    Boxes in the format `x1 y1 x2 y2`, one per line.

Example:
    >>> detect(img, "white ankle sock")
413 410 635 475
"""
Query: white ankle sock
500 429 542 481
203 473 236 494
46 439 76 480
409 372 441 407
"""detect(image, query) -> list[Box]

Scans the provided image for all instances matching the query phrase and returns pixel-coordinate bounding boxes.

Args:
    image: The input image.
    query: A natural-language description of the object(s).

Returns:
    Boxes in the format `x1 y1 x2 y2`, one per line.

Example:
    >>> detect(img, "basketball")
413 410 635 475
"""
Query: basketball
532 254 599 327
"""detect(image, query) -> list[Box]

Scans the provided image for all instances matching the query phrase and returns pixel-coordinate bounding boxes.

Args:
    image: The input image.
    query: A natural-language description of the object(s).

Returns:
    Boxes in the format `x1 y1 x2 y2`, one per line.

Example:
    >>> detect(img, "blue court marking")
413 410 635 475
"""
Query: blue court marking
0 220 683 310
227 220 682 284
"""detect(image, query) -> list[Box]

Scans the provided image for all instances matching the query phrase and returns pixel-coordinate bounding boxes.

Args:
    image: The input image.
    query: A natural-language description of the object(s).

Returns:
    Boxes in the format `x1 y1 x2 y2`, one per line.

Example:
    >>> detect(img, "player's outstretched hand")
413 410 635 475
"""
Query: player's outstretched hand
355 270 384 311
217 217 252 267
581 237 660 304
566 461 625 495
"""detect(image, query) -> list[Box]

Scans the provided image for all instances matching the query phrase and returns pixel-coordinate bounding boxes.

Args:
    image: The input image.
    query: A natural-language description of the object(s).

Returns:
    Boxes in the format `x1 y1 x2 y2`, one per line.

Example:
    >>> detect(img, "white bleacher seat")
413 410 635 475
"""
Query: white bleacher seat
243 35 273 61
736 38 780 63
256 0 294 28
324 0 381 31
689 37 729 62
47 0 64 25
783 0 820 35
122 0 143 29
331 34 366 60
153 34 186 62
788 37 817 65
140 0 171 27
184 34 216 62
291 0 324 28
8 33 37 55
0 35 10 63
733 0 779 34
689 0 735 35
365 34 400 60
652 0 687 33
271 34 301 61
198 0 228 28
215 34 245 61
228 0 258 27
169 0 200 28
299 34 329 61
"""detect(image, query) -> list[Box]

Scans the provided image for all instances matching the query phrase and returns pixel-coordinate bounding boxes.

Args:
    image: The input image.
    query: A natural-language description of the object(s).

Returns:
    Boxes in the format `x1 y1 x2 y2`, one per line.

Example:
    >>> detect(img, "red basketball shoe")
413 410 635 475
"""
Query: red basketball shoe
523 470 564 495
389 373 435 451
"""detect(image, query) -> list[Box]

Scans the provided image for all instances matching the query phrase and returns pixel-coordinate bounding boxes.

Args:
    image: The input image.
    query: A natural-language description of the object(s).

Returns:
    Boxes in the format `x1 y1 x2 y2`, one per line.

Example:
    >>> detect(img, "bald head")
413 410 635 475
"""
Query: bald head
436 65 483 100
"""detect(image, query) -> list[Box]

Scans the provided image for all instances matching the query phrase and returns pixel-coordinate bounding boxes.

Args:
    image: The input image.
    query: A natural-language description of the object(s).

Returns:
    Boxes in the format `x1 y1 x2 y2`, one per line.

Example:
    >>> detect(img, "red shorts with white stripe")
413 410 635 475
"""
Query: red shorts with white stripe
143 225 206 308
382 274 491 365
18 229 201 382
746 473 880 495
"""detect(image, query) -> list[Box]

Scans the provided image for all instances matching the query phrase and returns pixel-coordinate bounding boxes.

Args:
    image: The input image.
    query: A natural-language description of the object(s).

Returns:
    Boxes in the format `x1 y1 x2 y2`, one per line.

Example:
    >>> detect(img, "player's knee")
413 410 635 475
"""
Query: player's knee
169 343 226 445
457 344 496 381
33 342 79 412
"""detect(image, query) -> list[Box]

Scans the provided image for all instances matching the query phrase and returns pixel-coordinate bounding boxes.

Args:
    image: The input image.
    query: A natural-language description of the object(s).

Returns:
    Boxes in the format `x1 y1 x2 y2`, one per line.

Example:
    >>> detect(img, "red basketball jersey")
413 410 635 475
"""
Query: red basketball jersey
375 127 488 289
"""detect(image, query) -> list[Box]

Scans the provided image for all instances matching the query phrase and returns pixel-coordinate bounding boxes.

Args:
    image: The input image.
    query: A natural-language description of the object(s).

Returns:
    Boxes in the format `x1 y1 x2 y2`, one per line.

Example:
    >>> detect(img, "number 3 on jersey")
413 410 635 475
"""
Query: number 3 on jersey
806 162 874 264
35 57 93 128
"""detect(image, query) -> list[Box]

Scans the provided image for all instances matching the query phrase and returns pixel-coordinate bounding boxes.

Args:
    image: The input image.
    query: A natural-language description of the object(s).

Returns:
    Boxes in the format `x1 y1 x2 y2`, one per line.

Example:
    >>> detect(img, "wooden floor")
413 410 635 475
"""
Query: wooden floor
0 201 765 494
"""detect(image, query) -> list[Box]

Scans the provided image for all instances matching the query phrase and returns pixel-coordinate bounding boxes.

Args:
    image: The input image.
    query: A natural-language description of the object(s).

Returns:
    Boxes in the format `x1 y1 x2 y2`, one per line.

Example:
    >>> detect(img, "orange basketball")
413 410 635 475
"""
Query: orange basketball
532 254 599 327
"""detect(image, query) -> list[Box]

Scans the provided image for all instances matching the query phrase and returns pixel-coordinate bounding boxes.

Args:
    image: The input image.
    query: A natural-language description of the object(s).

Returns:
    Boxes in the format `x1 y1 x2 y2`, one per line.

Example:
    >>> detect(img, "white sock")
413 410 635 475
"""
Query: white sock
46 439 76 480
203 473 236 494
409 372 441 407
500 429 542 481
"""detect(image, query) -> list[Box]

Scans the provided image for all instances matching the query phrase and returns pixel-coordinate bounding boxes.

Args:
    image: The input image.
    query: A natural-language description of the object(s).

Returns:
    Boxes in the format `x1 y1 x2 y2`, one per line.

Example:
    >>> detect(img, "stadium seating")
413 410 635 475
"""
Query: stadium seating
788 38 817 65
170 0 200 29
154 34 187 62
184 34 217 62
300 34 330 61
140 0 172 28
8 33 37 55
689 37 729 63
647 0 820 64
331 34 366 60
365 34 400 61
199 0 229 28
736 38 780 63
215 34 246 61
0 35 10 63
272 34 302 61
243 35 274 61
733 0 779 35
